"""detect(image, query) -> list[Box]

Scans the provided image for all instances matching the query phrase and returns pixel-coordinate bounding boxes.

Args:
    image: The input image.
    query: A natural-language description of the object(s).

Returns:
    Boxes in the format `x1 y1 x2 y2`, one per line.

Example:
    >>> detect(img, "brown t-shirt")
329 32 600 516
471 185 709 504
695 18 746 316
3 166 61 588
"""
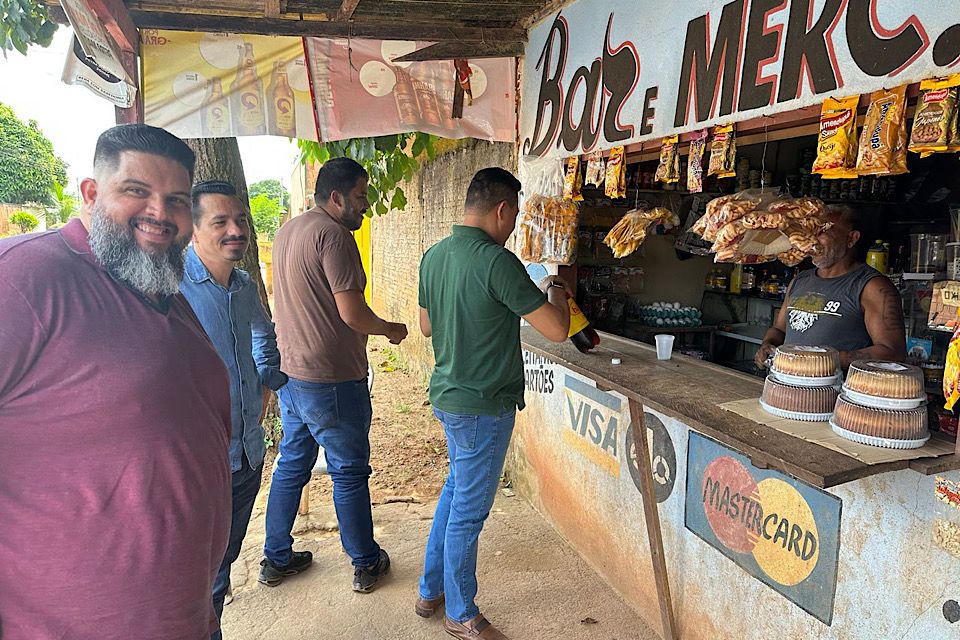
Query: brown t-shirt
273 209 367 383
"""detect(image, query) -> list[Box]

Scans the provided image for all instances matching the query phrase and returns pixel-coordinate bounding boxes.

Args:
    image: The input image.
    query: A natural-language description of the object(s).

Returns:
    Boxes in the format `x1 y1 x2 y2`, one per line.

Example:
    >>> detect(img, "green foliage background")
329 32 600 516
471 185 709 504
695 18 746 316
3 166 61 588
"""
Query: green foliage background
0 102 68 204
0 0 57 55
298 133 436 216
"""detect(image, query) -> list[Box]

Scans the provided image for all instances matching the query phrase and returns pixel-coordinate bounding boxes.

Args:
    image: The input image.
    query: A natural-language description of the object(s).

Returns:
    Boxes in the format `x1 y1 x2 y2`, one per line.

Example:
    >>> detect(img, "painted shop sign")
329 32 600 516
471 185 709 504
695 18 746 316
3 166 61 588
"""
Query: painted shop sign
685 432 842 625
521 0 960 158
625 411 677 504
523 350 557 395
563 375 621 477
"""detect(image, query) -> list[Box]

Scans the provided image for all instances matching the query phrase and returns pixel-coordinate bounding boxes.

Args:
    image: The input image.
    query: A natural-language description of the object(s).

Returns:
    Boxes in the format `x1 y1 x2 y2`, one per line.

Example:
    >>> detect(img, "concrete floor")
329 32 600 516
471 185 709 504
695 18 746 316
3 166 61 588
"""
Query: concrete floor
220 493 659 640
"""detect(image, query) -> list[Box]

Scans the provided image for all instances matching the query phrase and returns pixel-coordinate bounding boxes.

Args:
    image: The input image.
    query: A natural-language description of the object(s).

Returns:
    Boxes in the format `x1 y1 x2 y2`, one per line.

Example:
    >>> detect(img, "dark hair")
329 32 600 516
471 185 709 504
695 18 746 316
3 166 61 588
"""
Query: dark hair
314 157 367 203
191 180 239 224
93 124 196 181
827 204 863 232
464 167 521 213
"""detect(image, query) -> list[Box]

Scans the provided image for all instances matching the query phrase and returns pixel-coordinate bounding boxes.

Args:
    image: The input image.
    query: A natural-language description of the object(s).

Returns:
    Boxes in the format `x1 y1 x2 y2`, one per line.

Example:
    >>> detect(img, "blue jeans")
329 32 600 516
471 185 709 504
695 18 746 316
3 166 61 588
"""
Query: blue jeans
264 377 380 567
419 408 516 623
211 455 262 640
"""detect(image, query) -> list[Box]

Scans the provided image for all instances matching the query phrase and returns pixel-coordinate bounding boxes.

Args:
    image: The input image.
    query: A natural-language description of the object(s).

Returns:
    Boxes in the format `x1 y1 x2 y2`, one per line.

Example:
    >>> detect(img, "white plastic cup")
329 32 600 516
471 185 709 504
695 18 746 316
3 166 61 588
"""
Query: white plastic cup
655 334 675 360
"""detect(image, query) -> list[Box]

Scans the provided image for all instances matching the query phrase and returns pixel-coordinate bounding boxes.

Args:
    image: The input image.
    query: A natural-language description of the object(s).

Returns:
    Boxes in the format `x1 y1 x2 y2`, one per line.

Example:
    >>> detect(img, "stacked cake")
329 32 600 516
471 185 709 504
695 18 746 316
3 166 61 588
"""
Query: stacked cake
831 361 930 449
761 346 841 421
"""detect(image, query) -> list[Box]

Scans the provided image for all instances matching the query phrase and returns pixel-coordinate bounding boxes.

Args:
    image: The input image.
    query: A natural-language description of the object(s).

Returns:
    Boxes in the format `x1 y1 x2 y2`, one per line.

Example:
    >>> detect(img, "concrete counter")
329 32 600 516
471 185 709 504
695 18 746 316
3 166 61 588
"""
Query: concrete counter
508 328 960 639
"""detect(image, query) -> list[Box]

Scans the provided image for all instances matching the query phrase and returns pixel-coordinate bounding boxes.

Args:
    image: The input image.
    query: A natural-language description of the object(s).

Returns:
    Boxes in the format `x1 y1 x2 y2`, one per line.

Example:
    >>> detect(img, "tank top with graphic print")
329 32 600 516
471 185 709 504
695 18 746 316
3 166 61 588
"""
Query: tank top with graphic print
783 263 883 352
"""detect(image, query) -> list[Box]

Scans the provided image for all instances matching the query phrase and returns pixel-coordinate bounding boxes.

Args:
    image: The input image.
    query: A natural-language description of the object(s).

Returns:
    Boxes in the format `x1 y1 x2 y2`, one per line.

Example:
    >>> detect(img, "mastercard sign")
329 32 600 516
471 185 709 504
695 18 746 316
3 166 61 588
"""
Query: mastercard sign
685 434 841 625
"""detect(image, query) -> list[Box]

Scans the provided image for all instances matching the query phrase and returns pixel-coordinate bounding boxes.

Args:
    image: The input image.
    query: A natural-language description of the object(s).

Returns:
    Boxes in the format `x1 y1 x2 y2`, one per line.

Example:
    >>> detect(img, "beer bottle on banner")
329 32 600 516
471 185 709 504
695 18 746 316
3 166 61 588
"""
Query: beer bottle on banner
410 64 442 129
231 42 266 136
267 60 297 137
435 65 458 131
202 78 231 137
567 297 600 353
393 68 421 127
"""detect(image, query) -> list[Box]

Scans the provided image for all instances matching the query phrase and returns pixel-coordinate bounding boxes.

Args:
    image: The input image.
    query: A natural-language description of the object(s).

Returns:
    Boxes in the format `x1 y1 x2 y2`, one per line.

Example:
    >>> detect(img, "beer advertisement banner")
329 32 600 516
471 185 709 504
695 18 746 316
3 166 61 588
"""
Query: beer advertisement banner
521 0 960 158
142 31 318 140
684 432 842 625
304 38 516 143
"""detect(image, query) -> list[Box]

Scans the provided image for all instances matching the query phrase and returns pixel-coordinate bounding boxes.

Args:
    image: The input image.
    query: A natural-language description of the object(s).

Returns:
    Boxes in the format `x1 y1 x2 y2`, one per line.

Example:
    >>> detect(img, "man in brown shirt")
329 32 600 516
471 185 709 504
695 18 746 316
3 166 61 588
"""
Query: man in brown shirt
261 157 407 593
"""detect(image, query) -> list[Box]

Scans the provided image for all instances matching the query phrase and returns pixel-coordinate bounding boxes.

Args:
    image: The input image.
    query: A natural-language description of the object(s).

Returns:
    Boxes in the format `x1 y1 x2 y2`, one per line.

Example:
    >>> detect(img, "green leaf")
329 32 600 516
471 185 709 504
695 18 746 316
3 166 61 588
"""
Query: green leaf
375 201 388 216
367 184 379 204
390 188 407 211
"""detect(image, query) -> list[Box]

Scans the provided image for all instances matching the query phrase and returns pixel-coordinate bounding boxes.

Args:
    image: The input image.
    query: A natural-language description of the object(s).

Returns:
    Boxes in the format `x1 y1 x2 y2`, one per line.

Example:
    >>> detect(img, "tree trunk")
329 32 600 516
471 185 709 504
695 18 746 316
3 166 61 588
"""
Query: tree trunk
185 137 271 315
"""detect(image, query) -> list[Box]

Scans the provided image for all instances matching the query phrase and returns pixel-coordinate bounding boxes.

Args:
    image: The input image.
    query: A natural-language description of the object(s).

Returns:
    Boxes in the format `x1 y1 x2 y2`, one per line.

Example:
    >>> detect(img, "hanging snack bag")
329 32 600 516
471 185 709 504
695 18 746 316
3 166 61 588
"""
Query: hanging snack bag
687 129 708 193
655 135 680 184
708 125 736 178
585 150 606 187
605 146 627 198
857 86 908 176
563 156 584 201
812 95 860 179
945 324 960 411
911 75 960 156
516 194 580 265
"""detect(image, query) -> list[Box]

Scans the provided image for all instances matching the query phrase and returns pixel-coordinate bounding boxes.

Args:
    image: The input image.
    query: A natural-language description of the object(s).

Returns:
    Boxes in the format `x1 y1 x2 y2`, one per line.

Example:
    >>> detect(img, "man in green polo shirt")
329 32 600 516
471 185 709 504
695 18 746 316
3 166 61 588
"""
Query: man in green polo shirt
414 167 571 640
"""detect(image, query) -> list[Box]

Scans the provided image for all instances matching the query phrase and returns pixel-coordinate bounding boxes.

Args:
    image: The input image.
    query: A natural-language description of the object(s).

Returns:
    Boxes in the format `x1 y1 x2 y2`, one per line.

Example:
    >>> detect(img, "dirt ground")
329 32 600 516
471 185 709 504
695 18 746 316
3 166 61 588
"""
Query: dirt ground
262 337 449 503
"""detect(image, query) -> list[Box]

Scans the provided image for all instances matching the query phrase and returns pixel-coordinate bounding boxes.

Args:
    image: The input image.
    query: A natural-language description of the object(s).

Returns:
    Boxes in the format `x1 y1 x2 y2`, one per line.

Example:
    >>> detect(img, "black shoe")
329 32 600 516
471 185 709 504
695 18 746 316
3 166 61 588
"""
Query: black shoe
258 551 313 587
352 549 390 593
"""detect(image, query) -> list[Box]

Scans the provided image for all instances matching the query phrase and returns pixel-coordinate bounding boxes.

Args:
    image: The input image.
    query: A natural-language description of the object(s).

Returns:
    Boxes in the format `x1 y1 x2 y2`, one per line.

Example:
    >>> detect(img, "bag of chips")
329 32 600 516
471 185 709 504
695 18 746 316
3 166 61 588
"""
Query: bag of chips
945 323 960 411
687 129 708 193
812 95 860 179
708 125 736 178
563 156 583 201
857 86 908 176
584 150 605 187
515 194 580 265
605 146 627 198
655 135 680 184
910 76 960 156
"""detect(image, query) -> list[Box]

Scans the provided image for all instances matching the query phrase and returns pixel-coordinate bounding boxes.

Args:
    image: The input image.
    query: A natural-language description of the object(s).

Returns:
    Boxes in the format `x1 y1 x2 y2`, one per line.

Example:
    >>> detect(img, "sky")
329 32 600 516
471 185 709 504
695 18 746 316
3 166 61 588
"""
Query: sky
0 28 300 194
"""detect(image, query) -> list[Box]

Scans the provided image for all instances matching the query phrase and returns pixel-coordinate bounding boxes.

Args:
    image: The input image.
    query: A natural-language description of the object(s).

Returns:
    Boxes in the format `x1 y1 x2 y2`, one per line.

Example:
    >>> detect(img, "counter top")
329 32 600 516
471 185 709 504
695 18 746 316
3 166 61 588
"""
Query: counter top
521 328 960 488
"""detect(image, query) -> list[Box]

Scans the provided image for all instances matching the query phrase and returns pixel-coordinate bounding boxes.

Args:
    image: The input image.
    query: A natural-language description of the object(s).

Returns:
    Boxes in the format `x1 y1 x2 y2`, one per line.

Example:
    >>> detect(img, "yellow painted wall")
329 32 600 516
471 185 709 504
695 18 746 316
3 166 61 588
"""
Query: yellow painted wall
354 215 372 303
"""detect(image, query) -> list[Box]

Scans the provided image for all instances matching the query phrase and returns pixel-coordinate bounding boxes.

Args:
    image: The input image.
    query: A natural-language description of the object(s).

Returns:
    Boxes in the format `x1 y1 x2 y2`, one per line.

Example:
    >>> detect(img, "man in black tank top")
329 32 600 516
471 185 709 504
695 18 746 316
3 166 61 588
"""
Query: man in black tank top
755 205 906 370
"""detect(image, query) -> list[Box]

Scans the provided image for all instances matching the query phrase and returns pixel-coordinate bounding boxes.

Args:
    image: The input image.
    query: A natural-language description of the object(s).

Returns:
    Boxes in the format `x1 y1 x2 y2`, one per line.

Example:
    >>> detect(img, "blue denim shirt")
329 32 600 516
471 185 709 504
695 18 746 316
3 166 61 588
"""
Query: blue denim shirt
180 247 287 472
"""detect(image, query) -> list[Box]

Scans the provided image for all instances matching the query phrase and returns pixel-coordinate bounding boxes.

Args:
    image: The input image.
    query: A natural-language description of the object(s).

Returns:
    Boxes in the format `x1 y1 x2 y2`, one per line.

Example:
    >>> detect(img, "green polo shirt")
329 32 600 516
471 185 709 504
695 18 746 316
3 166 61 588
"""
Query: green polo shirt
419 225 547 416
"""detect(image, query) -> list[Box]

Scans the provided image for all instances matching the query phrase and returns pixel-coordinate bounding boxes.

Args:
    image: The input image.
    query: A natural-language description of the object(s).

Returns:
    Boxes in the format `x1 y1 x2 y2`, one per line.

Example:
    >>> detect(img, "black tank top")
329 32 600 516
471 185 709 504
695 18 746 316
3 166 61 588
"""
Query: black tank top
784 263 883 352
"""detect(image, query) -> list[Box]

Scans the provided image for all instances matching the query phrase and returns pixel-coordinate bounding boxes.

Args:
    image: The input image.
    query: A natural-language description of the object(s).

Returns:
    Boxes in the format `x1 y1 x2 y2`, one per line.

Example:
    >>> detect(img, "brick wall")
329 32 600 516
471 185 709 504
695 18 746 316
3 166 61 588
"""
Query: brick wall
370 139 517 381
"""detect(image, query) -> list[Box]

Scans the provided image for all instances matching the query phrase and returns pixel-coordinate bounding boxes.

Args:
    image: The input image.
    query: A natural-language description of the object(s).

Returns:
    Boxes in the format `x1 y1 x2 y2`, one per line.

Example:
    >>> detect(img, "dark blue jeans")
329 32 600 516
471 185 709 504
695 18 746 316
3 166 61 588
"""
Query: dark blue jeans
419 408 516 622
264 377 380 567
211 455 262 640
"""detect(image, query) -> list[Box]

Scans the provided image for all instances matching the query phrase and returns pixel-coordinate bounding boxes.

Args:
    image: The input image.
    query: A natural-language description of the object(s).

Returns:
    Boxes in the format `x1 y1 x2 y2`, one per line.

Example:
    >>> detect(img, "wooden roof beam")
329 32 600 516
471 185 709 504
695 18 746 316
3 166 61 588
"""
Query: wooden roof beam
336 0 361 21
264 0 281 18
130 10 526 43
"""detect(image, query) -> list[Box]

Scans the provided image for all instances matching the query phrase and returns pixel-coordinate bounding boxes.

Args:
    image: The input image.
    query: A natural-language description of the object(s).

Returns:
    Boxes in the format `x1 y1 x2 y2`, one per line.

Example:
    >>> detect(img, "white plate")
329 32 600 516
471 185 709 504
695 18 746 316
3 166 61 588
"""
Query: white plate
840 387 926 410
770 367 841 387
759 399 833 422
829 421 930 450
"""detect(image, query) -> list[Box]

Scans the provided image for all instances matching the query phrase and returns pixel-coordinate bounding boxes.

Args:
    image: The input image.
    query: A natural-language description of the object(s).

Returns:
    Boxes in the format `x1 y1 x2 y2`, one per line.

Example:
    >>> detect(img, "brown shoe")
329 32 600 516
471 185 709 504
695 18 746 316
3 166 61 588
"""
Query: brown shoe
444 615 508 639
414 594 444 618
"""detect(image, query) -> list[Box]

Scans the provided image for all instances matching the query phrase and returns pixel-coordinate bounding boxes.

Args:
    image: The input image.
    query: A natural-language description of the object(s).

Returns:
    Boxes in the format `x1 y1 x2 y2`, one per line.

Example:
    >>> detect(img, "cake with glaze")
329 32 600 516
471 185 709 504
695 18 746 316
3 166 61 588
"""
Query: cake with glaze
761 376 838 420
831 395 928 442
772 345 840 378
844 360 924 400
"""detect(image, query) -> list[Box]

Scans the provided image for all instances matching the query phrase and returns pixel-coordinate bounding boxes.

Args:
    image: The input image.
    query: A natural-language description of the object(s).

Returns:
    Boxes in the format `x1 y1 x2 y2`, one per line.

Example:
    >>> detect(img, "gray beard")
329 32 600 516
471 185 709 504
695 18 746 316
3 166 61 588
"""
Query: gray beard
88 204 188 298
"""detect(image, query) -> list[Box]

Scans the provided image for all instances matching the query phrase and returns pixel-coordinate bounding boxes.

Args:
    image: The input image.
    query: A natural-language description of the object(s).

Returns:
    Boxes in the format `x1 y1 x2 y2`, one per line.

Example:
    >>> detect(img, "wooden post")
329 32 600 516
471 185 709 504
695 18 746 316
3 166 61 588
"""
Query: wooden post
298 486 311 516
628 398 678 640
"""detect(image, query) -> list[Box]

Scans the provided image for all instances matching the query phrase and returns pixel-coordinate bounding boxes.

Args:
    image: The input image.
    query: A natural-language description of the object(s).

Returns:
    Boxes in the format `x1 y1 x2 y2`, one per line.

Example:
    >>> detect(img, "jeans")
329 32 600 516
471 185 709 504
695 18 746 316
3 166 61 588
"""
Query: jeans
211 455 262 640
419 408 516 623
264 377 380 567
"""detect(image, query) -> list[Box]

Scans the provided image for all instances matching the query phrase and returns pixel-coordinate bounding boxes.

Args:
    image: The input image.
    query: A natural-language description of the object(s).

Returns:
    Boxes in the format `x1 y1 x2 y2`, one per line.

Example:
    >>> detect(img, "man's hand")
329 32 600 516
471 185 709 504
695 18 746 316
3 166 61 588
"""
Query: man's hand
539 274 574 297
755 342 777 369
385 322 408 345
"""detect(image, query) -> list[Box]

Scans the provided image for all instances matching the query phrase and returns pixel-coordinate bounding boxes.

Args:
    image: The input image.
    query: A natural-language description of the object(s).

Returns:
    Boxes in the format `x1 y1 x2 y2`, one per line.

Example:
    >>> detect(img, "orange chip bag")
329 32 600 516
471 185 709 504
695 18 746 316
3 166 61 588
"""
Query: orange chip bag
857 86 908 176
945 323 960 411
563 156 583 201
812 95 860 179
708 125 736 178
605 146 626 198
909 76 960 156
655 135 680 184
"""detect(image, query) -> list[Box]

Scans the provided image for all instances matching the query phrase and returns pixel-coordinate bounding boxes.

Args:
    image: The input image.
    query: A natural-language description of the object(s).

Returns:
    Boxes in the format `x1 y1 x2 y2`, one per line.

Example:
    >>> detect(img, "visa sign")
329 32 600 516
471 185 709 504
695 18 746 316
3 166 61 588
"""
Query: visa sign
563 375 621 476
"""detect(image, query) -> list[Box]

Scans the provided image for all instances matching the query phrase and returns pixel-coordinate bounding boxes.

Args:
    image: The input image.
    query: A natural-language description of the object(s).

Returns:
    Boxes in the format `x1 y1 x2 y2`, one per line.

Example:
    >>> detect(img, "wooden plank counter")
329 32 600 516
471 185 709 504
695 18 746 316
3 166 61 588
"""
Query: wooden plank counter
521 328 960 488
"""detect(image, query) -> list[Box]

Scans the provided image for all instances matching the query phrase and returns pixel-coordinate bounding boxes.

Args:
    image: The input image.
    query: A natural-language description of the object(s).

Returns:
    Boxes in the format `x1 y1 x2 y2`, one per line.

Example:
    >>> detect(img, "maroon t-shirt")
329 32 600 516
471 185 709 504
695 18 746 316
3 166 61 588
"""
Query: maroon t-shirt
0 219 232 639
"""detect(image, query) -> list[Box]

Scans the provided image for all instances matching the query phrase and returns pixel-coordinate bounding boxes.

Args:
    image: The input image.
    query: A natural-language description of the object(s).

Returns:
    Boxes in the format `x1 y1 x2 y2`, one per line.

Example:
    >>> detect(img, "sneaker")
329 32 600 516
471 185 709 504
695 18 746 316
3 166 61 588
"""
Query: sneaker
258 551 313 587
352 549 390 593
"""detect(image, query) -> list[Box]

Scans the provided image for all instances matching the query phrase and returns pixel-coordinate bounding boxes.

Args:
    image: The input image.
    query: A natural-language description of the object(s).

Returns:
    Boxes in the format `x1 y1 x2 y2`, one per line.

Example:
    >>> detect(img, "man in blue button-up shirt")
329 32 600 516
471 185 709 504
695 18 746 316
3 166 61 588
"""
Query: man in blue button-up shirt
179 180 287 640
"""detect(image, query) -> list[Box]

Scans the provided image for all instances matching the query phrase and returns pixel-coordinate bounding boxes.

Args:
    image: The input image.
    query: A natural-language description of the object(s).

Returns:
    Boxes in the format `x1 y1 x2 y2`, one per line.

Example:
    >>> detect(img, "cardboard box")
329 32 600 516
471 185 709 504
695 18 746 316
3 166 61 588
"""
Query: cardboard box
928 281 960 332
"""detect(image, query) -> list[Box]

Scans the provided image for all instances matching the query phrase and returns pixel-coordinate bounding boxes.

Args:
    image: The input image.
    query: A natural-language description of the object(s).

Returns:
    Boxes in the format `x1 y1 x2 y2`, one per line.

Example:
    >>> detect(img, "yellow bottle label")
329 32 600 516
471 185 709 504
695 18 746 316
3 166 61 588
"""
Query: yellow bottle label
567 297 590 337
